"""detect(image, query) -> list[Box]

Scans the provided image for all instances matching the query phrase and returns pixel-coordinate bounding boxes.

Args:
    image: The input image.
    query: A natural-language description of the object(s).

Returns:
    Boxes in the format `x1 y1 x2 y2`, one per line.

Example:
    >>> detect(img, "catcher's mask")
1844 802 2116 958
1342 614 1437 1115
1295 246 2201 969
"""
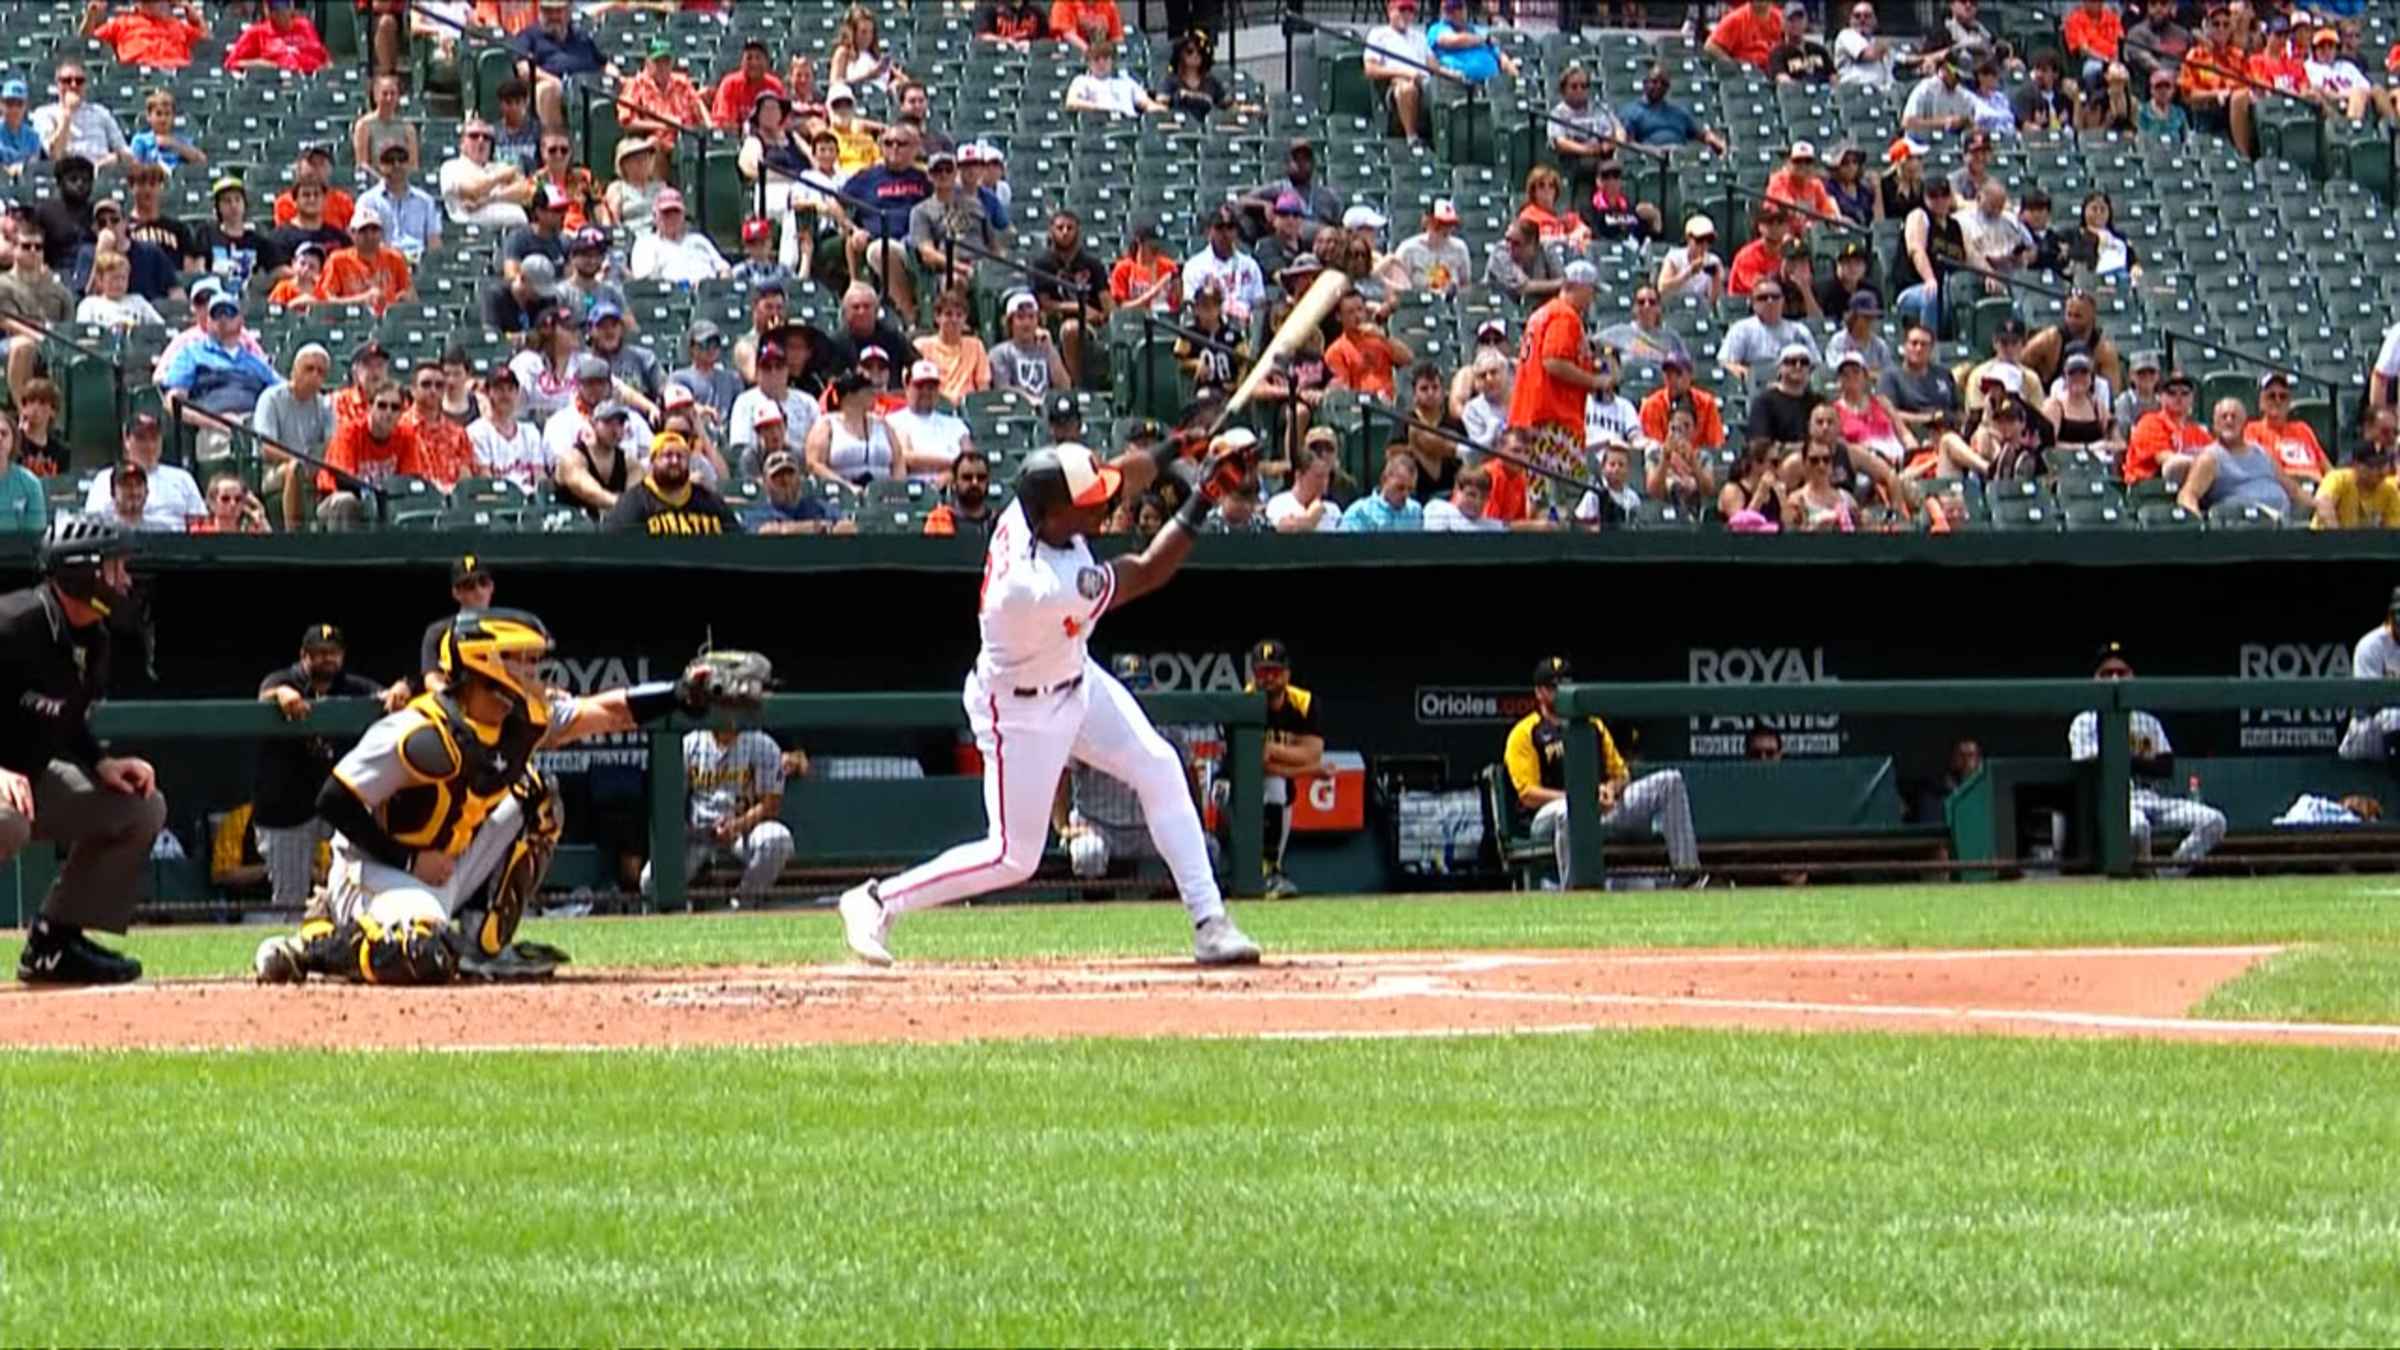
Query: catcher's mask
1014 443 1120 543
439 609 556 730
39 515 135 614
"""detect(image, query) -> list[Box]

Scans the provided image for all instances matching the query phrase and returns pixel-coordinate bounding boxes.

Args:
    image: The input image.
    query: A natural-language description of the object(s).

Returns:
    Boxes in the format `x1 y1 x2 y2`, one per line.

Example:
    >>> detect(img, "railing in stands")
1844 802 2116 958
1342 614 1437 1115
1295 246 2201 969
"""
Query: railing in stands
404 2 726 240
170 399 385 530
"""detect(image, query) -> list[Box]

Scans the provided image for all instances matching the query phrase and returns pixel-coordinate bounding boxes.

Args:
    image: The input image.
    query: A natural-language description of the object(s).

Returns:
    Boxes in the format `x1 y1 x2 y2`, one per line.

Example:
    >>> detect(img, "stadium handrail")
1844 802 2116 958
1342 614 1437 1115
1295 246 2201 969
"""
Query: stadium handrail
404 2 726 237
1281 12 1487 141
169 398 384 527
747 155 1108 320
1657 153 2353 445
13 315 127 453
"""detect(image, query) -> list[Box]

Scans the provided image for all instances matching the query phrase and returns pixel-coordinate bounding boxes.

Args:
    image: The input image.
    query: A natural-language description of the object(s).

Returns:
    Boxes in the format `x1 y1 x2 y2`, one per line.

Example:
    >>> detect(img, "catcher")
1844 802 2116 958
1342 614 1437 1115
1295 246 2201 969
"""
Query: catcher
252 613 770 984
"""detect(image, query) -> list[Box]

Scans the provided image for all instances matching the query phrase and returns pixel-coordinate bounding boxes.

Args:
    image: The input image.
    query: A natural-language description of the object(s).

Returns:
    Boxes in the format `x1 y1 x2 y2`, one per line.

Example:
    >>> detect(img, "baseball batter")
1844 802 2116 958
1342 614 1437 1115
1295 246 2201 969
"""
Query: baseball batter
2338 587 2400 761
2069 643 2225 875
643 727 793 907
839 436 1262 967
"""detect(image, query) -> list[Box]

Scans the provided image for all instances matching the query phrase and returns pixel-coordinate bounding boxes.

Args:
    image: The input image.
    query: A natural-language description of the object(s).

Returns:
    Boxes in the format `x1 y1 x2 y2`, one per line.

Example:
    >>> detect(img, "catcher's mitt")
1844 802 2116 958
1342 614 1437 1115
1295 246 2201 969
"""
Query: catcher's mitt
677 649 774 713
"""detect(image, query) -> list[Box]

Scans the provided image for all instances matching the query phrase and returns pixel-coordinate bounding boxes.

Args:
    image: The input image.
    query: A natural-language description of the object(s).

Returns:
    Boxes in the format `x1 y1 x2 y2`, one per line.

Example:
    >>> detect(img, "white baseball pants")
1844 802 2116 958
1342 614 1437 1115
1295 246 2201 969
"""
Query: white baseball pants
877 661 1226 925
2129 788 2226 876
1530 769 1700 882
641 822 795 902
326 794 525 934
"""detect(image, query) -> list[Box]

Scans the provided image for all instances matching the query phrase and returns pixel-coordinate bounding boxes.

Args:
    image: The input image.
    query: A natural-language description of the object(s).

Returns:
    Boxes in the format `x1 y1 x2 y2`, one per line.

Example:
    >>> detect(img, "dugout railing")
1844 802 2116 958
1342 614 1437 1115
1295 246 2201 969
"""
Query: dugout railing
1553 676 2400 885
0 690 1267 926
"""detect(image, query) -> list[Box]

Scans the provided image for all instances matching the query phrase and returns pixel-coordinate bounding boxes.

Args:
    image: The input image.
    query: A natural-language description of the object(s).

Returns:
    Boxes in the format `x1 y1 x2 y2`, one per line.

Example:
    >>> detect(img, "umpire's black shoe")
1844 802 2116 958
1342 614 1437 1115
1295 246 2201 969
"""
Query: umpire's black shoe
17 921 142 986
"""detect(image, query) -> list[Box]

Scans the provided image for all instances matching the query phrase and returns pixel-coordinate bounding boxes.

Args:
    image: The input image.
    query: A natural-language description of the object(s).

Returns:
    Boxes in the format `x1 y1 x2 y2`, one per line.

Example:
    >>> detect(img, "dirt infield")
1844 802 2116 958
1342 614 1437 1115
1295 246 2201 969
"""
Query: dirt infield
6 944 2400 1050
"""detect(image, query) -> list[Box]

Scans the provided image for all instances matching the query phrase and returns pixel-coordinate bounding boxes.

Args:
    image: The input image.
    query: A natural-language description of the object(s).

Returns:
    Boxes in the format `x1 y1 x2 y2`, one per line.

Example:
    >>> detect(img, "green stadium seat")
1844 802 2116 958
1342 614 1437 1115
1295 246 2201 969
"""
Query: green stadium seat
2137 501 2203 529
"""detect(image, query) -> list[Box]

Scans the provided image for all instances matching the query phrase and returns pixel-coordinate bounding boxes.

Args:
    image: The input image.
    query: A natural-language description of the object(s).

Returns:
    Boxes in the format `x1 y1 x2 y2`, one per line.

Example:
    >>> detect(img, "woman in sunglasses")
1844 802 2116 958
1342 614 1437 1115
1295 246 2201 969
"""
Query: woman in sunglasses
190 471 269 534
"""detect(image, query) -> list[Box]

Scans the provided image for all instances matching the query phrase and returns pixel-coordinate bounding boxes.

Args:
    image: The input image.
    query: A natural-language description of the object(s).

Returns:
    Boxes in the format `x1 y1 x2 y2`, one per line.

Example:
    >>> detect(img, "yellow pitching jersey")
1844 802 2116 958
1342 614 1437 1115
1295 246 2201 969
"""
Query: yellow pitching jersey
1504 712 1628 803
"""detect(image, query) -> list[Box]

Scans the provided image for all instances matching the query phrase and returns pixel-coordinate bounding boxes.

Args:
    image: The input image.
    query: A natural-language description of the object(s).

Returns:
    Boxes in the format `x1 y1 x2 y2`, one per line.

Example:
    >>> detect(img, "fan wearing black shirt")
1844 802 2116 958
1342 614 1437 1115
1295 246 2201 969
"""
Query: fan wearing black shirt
269 179 349 262
605 432 741 535
256 624 384 911
1768 3 1833 84
1745 343 1825 448
1031 209 1112 388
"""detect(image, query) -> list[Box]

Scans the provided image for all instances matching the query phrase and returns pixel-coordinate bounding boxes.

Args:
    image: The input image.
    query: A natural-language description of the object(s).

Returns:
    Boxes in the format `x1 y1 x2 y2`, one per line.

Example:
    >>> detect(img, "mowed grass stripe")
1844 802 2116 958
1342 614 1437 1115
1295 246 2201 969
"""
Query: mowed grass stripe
40 875 2400 983
6 1034 2400 1345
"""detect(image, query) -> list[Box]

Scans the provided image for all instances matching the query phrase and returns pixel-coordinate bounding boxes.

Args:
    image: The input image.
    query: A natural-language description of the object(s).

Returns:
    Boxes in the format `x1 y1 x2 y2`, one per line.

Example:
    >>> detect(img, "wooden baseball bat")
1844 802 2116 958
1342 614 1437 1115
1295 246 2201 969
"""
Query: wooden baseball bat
1218 269 1351 426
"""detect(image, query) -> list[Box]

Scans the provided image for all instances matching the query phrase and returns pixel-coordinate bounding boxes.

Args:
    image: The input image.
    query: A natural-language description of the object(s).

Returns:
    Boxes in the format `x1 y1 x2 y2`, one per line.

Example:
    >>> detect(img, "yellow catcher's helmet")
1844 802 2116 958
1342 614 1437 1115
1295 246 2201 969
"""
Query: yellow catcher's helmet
438 609 556 728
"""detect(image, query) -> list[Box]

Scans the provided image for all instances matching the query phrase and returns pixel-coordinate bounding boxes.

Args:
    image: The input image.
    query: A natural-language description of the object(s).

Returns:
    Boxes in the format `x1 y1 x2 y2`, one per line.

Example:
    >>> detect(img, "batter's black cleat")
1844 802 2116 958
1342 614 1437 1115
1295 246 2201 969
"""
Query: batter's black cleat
17 920 142 986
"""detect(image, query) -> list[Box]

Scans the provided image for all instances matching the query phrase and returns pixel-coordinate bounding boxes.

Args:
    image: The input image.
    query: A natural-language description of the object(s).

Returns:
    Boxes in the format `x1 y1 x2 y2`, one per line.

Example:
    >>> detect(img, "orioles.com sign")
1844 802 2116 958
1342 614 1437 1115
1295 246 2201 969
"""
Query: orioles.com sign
1414 687 1540 724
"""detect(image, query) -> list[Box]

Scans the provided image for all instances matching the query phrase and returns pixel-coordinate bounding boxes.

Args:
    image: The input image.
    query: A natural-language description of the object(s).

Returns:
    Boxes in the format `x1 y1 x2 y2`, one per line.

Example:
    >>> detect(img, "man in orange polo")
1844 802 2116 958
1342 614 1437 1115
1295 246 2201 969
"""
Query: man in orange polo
315 205 414 316
2122 369 2211 485
2246 371 2329 488
81 0 208 70
1507 260 1604 515
1703 0 1783 72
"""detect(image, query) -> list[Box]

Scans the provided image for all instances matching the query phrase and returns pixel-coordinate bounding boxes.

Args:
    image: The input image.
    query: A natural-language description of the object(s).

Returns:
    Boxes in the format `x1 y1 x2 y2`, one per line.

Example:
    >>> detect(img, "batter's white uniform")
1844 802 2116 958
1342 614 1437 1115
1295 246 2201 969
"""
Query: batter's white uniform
2338 624 2400 761
871 499 1228 924
641 729 793 903
2068 708 2226 874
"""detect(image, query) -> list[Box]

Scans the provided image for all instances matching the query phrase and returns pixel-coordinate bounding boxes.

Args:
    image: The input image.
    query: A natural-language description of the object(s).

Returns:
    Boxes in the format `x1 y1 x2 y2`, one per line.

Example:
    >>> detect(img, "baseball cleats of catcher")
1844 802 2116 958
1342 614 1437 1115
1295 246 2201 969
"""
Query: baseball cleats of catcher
1192 915 1262 966
839 881 893 966
253 934 308 985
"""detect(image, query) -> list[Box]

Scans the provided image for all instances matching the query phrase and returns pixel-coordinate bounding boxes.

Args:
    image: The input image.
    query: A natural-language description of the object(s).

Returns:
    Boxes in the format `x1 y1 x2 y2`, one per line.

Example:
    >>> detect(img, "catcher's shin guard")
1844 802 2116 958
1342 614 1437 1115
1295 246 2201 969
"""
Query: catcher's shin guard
302 914 457 985
456 770 564 961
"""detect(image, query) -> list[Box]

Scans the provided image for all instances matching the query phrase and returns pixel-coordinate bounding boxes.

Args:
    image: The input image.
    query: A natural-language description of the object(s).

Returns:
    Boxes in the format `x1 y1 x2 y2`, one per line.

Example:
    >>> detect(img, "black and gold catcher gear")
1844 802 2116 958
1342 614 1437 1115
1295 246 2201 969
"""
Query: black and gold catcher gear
436 608 556 731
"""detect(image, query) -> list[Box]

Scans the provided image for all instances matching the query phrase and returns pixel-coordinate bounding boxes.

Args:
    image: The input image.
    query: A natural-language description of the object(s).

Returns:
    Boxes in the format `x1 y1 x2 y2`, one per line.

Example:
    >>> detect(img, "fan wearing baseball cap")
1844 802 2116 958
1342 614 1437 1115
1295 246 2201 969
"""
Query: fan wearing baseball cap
886 359 972 475
629 188 731 283
1393 199 1473 294
731 214 794 290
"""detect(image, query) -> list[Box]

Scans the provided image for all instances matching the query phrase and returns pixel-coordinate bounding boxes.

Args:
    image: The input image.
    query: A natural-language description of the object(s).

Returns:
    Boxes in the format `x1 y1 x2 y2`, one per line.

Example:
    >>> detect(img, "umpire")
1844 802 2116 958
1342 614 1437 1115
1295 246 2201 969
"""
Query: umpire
0 517 168 985
256 623 383 912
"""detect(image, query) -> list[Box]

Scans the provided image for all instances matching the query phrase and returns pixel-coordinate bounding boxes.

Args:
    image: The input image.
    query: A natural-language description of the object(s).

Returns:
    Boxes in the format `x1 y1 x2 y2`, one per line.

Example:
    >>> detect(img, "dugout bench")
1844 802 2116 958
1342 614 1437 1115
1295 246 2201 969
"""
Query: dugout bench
1481 756 1954 888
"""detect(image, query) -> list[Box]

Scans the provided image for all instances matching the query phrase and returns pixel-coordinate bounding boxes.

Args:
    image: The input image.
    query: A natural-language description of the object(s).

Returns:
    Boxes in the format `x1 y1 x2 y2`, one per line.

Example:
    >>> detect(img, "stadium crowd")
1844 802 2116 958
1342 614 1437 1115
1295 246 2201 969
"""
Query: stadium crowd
0 0 2396 541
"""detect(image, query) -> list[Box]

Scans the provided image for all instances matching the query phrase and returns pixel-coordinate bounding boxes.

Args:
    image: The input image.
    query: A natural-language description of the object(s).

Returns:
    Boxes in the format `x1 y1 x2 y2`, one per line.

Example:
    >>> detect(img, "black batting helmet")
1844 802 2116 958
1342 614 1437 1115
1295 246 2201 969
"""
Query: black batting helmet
39 515 134 612
1014 443 1121 537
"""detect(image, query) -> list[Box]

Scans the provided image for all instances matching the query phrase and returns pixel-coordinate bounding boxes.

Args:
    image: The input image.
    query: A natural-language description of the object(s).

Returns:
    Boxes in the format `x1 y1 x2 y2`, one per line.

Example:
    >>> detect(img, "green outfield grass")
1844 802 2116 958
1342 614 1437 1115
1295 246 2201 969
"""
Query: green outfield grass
8 1033 2400 1345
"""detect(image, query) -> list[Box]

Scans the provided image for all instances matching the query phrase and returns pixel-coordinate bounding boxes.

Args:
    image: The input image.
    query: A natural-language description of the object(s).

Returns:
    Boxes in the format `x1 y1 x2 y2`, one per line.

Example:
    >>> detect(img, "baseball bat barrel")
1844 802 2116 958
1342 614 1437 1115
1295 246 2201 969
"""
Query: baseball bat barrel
1215 269 1352 431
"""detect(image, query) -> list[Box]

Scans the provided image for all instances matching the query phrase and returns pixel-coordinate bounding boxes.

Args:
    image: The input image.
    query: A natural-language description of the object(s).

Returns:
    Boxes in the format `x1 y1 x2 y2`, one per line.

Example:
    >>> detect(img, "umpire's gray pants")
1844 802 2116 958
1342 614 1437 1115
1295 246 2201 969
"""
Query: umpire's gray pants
2130 788 2227 877
1530 769 1699 885
256 819 332 908
0 759 168 934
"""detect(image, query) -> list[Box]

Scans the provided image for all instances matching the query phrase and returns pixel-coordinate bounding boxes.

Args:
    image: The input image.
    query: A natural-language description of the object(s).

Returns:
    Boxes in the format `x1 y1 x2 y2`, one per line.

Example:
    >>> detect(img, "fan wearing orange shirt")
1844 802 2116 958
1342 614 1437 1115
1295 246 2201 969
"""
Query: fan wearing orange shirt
1725 206 1791 298
1049 0 1123 49
81 0 209 69
315 207 413 315
2248 371 2329 485
1763 142 1838 233
317 380 427 526
1506 260 1604 514
399 362 475 492
2062 0 2123 84
268 242 327 311
2121 370 2211 484
1638 354 1727 450
1703 0 1784 71
1324 290 1414 401
2179 6 2255 157
1108 220 1182 314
